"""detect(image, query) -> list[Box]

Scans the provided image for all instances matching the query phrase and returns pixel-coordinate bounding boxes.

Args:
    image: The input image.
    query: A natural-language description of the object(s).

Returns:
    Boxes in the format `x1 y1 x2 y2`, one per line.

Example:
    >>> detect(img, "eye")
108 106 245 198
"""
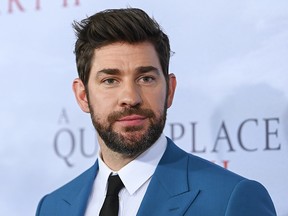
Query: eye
138 76 155 84
102 78 119 86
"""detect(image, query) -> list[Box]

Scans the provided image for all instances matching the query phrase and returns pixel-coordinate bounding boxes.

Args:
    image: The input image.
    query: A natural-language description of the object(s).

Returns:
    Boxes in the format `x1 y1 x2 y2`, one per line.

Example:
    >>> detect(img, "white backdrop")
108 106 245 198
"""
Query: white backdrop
0 1 287 215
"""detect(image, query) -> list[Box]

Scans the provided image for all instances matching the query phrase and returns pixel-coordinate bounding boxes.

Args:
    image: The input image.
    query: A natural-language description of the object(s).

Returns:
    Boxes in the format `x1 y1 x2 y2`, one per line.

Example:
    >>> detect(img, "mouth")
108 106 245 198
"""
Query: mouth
116 114 147 127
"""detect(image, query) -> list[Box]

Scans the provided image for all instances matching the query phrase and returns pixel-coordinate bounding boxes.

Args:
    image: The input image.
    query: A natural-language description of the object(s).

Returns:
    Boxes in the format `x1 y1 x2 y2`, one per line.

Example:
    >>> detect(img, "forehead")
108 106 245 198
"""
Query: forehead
91 42 162 73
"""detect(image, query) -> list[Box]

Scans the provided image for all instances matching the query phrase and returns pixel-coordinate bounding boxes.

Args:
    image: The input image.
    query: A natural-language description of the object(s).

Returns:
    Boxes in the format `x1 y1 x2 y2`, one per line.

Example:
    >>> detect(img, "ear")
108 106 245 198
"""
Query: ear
167 73 177 108
72 78 90 113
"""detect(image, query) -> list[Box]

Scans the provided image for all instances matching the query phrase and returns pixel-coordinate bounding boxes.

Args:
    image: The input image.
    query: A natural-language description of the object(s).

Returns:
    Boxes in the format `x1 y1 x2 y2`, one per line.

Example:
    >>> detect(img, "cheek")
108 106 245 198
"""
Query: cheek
146 90 167 111
88 96 113 120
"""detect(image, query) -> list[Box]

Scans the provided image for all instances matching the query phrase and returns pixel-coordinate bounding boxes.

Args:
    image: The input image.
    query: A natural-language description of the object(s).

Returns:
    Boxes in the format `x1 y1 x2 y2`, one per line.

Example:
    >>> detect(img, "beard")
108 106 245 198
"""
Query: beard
89 105 167 158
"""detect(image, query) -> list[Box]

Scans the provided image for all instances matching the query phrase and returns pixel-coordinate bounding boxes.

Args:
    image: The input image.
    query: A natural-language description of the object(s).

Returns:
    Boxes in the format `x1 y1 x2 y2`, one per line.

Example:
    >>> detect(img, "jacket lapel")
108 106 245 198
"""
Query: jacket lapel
59 161 99 216
137 138 200 216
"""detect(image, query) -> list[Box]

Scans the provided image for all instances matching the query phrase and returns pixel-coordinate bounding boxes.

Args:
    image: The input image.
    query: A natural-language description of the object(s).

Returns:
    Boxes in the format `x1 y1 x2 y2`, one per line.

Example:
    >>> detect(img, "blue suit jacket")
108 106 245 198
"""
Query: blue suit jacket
36 138 276 216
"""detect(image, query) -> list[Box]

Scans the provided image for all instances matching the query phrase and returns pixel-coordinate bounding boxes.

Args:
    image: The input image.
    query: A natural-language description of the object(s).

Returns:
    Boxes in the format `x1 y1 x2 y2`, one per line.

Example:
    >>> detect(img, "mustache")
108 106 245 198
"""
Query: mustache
107 108 155 123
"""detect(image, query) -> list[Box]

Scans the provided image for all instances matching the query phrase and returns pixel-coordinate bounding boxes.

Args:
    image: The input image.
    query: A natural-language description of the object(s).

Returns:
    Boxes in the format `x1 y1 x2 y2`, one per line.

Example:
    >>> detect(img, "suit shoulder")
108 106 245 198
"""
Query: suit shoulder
188 153 244 181
165 141 276 215
51 162 97 196
36 162 97 215
166 138 245 185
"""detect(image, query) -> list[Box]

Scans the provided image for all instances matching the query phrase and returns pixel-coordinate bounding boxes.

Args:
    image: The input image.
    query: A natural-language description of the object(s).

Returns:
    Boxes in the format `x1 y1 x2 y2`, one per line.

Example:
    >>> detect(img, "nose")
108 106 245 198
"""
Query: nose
118 82 142 108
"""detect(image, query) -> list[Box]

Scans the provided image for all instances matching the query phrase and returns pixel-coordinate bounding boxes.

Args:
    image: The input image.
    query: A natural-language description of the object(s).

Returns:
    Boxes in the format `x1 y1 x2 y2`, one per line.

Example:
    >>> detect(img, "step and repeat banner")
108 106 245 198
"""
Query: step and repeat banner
0 0 287 215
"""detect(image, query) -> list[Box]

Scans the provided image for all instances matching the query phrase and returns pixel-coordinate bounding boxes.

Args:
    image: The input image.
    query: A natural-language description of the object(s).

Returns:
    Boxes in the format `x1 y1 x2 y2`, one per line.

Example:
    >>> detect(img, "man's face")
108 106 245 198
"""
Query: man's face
75 42 176 157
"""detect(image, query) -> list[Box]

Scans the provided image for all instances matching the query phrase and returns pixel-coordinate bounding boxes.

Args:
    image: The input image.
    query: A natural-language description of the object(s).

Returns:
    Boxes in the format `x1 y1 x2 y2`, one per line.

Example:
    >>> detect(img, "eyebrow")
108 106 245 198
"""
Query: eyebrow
96 68 121 76
96 66 160 77
136 66 160 75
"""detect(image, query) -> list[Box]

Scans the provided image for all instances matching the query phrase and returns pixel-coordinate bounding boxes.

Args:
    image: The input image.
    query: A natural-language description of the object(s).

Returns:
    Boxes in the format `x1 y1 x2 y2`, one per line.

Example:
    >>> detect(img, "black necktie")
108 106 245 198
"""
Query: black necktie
99 174 124 216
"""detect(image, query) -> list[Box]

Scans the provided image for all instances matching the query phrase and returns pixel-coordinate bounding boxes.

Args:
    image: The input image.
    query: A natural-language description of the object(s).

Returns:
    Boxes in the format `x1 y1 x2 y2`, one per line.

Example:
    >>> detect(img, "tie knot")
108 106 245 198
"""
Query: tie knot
106 175 124 196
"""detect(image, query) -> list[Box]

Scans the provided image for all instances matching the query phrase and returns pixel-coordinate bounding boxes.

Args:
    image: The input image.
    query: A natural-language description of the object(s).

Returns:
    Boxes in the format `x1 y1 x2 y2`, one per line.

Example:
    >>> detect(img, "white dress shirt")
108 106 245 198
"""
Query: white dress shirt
85 134 167 216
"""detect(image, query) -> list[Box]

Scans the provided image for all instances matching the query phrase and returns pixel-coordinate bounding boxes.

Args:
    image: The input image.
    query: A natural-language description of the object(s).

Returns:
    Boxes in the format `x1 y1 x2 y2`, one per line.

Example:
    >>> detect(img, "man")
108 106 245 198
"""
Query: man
36 8 276 216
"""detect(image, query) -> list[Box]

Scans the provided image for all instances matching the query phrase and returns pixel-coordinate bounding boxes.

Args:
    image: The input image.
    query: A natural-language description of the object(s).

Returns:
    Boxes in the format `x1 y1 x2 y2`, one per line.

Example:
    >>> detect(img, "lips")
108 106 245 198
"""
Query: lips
116 114 147 127
118 115 146 121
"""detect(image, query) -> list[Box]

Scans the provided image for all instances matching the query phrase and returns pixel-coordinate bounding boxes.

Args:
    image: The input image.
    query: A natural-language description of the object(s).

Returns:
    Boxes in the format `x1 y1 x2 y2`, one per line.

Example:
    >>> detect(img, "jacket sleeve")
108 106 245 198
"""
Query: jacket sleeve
225 179 277 216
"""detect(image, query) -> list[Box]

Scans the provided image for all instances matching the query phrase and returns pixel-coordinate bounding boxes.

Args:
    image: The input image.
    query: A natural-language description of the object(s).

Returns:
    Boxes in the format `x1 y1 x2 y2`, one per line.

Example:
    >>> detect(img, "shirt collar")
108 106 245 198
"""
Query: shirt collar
97 134 167 195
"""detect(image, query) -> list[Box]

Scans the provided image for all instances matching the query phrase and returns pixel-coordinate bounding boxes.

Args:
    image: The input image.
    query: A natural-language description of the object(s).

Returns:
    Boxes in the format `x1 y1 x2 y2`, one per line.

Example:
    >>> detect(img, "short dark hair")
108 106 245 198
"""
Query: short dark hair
73 8 171 86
